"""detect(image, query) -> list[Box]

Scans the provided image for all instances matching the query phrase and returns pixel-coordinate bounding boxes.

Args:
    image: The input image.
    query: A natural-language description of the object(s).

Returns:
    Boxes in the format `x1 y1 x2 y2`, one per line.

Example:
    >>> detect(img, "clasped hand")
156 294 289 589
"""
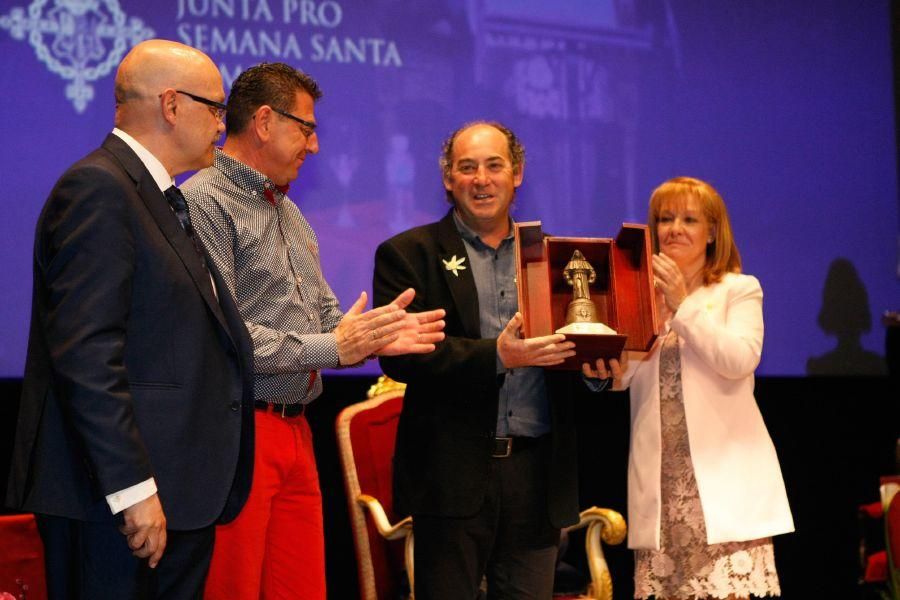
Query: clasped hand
581 354 628 389
497 312 575 369
119 493 167 568
335 288 446 365
652 252 689 313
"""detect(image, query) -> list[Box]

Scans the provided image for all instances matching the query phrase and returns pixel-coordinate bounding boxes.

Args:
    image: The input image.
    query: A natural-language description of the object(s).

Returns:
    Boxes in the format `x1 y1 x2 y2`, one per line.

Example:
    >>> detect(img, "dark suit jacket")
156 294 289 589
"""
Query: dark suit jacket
374 210 580 529
6 134 254 530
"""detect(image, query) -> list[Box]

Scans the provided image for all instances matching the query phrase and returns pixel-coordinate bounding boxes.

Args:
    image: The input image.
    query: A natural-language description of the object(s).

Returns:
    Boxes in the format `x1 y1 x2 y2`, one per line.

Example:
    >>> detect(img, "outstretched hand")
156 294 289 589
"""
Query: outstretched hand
497 313 575 369
334 291 406 365
336 289 447 363
376 304 446 356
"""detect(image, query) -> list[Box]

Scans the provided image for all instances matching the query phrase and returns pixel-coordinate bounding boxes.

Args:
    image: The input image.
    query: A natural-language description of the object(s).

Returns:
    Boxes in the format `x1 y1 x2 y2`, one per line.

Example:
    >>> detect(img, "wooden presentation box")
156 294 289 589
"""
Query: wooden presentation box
514 221 660 370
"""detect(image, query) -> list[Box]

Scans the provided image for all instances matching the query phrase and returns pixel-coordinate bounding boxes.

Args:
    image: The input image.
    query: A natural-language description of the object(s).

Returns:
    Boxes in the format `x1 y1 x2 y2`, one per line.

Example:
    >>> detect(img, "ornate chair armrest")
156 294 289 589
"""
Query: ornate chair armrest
564 506 627 600
356 494 412 540
357 493 416 596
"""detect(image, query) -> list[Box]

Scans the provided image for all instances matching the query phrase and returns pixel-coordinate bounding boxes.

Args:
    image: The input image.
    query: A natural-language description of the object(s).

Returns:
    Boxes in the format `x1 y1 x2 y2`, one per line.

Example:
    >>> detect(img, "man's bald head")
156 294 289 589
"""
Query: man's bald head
113 39 226 177
115 39 218 108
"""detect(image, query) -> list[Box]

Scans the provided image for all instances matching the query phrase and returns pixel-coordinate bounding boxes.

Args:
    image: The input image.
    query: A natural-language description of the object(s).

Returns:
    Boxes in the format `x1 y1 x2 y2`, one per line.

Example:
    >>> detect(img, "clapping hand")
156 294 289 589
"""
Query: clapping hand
377 291 446 356
334 290 408 365
652 253 688 313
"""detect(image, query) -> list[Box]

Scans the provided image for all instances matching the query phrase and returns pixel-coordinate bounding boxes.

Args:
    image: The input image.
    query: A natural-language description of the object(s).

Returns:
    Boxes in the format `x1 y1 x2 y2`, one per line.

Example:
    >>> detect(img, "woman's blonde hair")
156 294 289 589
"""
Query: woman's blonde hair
648 176 741 285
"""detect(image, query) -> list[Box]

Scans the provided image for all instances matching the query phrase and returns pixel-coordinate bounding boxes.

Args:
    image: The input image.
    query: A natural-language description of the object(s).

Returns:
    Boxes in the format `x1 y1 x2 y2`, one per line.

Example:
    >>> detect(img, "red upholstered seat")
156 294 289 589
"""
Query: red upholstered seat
336 377 411 599
864 550 889 583
860 475 900 598
883 476 900 596
0 513 47 599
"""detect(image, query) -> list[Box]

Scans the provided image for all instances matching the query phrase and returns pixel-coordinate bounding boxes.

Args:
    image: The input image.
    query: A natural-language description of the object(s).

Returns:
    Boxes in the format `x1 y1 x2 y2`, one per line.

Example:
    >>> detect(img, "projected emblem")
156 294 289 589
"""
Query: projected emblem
0 0 154 113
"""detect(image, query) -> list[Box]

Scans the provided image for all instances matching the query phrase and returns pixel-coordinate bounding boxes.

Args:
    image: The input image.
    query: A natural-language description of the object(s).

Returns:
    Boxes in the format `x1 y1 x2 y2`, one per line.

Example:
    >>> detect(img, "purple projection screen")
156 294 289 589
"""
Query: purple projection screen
0 0 897 377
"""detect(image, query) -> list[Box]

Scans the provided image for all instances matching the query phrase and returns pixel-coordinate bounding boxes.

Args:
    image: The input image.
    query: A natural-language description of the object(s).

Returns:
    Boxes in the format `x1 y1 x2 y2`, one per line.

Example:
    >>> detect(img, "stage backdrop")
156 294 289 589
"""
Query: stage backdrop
0 0 896 377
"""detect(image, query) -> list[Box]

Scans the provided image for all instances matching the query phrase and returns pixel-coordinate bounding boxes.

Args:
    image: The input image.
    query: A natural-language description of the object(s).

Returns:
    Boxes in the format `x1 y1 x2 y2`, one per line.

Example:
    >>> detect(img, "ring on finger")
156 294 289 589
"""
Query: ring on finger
371 329 378 341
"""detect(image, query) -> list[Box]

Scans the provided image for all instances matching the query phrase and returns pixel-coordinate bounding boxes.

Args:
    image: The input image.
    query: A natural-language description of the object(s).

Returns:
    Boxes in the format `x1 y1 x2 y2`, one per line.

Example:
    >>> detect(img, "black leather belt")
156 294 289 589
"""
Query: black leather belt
254 400 305 418
492 436 543 458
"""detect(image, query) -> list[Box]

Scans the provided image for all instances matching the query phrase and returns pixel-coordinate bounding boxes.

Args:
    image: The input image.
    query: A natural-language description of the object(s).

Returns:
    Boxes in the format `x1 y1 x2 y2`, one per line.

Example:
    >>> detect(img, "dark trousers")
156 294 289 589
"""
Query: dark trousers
413 435 561 600
36 513 214 600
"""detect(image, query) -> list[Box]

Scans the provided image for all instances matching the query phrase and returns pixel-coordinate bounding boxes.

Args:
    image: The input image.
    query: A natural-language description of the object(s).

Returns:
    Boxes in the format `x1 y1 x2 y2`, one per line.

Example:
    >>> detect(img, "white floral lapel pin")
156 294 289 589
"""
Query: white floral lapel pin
442 255 467 277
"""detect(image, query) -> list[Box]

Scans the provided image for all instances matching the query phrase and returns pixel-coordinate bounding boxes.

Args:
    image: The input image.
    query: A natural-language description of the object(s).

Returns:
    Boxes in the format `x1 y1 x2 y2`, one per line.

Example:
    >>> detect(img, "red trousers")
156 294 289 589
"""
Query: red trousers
204 409 325 599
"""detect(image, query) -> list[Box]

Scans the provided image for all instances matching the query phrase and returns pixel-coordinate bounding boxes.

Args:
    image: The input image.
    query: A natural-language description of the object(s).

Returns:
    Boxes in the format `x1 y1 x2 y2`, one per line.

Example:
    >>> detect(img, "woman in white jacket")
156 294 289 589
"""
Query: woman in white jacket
589 177 793 599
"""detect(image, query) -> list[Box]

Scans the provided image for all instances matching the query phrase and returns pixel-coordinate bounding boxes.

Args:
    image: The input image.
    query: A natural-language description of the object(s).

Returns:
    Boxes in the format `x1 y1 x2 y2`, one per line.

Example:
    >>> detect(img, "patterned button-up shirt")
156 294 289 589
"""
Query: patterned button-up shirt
183 148 342 404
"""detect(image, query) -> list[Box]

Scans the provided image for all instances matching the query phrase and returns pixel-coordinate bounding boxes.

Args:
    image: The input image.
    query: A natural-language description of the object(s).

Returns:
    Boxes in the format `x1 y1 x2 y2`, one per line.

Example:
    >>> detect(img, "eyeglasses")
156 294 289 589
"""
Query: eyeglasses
176 90 227 121
271 107 317 138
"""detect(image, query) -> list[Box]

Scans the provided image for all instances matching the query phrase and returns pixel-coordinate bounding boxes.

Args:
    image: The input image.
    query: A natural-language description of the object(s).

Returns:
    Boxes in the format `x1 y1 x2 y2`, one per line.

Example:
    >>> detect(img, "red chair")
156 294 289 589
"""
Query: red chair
0 513 47 599
860 476 900 600
884 476 900 599
336 376 627 600
336 376 412 599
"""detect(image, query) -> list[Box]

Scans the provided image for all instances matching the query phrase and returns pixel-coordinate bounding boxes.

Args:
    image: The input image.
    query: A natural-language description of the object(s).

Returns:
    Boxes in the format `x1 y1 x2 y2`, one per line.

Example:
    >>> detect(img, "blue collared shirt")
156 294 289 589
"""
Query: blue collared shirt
453 211 550 438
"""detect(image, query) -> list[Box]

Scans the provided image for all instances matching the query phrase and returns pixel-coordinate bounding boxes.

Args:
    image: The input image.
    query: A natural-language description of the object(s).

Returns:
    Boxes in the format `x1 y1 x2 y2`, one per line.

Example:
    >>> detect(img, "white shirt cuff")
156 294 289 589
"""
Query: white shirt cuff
106 478 157 515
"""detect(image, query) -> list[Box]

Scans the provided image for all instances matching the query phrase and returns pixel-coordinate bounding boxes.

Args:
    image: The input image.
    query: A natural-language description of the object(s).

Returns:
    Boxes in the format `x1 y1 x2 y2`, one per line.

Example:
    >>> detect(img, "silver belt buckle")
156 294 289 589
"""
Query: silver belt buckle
494 436 512 458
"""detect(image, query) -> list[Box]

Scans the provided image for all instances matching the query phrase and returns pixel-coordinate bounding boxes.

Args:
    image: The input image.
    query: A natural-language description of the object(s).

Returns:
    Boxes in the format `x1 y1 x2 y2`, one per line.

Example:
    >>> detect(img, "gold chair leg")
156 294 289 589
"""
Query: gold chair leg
405 530 415 599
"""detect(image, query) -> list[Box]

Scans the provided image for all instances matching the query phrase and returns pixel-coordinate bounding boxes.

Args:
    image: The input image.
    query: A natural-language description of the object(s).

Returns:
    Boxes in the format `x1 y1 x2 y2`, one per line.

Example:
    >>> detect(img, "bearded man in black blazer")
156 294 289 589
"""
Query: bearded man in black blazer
6 40 254 599
374 122 613 599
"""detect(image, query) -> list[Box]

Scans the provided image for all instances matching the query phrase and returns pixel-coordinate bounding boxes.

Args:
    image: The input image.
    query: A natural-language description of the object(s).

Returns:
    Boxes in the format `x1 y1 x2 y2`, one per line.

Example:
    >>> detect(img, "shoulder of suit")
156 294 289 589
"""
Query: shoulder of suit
712 272 763 303
38 156 136 239
379 220 442 249
54 153 133 200
721 271 761 290
70 145 129 176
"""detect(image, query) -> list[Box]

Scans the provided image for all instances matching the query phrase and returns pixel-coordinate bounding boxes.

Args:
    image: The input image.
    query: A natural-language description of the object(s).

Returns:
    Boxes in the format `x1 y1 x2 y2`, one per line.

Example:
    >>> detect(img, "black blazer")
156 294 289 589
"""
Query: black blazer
6 134 254 529
374 210 580 529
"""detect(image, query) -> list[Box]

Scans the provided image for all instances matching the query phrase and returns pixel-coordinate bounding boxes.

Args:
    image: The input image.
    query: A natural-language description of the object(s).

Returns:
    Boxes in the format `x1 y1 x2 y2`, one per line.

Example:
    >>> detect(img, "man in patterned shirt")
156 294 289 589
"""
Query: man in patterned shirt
182 62 445 599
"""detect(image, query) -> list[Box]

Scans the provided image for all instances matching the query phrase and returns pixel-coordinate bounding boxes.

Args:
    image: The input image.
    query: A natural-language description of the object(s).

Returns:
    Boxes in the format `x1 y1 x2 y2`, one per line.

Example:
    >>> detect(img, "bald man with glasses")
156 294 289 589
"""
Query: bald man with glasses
7 40 255 598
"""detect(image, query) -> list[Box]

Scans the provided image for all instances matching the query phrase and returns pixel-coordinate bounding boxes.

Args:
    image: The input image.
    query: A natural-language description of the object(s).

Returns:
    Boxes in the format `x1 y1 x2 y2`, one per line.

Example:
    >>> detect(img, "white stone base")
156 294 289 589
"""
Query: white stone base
555 321 617 335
